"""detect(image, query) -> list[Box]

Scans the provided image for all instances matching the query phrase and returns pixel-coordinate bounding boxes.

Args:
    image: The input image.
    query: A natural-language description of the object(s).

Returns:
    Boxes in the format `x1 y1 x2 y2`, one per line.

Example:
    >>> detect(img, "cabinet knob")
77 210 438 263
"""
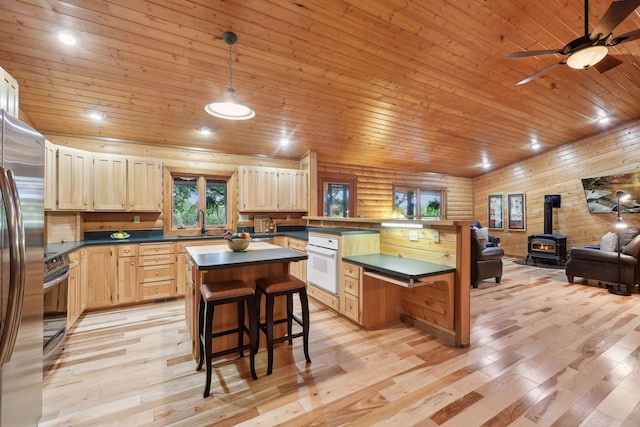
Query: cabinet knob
155 271 159 275
124 249 130 254
130 202 134 207
130 261 134 265
155 288 159 293
155 248 159 252
155 258 159 262
121 202 125 206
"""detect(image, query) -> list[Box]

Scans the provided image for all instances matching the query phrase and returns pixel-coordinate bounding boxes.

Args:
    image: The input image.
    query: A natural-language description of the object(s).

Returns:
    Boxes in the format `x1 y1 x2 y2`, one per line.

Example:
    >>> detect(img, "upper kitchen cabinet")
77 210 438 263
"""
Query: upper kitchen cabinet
237 166 308 212
93 153 127 210
92 154 161 211
127 157 162 211
57 146 93 211
0 66 19 117
44 140 56 210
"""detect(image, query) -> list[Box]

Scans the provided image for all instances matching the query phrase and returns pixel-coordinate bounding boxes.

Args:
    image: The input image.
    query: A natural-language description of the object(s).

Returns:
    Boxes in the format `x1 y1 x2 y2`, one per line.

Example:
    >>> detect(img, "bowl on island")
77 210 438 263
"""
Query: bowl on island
227 237 251 252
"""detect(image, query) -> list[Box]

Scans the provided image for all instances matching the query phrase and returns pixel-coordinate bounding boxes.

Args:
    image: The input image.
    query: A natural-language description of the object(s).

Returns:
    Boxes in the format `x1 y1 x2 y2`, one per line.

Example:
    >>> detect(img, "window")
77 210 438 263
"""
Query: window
171 173 229 231
319 173 357 218
393 186 445 219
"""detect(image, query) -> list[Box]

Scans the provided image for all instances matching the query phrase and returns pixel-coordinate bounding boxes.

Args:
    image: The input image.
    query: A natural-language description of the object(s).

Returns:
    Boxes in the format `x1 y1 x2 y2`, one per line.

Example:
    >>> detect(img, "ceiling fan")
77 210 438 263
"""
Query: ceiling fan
508 0 640 85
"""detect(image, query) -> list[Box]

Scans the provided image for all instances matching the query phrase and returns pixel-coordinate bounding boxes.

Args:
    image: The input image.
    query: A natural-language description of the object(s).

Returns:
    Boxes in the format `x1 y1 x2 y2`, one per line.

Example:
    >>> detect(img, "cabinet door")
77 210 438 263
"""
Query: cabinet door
128 157 162 211
286 238 307 282
67 265 80 327
44 140 57 210
117 256 138 304
238 166 279 211
0 66 19 116
176 253 189 297
278 170 308 211
79 248 88 312
85 245 115 309
57 147 93 210
93 154 127 210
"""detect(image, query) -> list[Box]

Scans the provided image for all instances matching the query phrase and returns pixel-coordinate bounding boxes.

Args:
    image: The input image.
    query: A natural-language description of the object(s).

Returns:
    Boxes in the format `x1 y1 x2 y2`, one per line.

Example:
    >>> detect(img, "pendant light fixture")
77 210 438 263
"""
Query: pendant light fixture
205 32 255 120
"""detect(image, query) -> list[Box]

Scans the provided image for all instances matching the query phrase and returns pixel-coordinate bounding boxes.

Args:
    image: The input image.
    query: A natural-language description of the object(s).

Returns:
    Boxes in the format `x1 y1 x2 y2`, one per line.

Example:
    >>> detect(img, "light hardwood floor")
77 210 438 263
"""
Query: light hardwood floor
39 259 640 426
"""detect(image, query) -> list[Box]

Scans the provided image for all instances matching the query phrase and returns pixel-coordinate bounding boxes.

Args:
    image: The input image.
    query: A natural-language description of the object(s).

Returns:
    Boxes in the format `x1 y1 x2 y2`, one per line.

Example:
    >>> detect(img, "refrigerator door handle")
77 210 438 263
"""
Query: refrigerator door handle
0 167 26 367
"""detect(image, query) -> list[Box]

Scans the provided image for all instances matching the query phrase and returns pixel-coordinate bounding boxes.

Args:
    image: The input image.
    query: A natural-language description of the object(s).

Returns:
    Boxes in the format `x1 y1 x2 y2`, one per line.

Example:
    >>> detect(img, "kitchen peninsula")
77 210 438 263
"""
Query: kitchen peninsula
184 241 307 359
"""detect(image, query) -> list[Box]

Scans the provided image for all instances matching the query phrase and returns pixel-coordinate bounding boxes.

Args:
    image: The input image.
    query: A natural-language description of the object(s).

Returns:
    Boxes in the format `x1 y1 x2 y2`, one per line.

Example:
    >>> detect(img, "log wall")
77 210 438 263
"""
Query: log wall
474 118 640 258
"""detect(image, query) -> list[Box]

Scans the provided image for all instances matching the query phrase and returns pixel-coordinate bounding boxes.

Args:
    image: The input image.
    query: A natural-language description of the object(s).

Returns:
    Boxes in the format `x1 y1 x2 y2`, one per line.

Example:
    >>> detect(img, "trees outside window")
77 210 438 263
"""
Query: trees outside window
172 174 228 230
394 186 444 219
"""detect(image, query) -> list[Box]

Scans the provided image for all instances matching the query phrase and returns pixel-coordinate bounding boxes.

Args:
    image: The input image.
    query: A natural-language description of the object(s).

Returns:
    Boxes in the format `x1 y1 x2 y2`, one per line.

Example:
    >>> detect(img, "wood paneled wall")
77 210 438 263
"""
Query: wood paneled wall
474 118 640 258
316 163 474 219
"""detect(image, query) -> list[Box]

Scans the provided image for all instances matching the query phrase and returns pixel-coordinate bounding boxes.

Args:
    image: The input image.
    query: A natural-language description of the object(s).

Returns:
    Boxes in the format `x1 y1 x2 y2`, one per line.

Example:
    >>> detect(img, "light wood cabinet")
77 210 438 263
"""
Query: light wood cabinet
93 153 127 210
79 248 88 312
85 245 116 309
127 157 162 211
57 146 93 210
116 244 138 304
176 239 225 297
0 66 19 116
286 237 307 282
278 169 309 211
237 166 308 212
138 242 175 301
44 140 57 211
341 263 361 323
67 251 82 328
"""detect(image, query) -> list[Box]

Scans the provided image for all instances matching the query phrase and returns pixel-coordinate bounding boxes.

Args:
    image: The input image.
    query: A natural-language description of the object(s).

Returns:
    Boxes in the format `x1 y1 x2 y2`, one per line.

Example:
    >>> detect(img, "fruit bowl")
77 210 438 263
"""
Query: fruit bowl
110 231 130 240
227 237 251 252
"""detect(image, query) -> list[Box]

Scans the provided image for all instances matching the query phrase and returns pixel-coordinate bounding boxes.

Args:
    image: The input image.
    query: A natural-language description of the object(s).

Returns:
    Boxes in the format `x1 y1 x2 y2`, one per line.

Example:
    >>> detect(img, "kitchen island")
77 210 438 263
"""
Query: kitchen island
184 242 307 360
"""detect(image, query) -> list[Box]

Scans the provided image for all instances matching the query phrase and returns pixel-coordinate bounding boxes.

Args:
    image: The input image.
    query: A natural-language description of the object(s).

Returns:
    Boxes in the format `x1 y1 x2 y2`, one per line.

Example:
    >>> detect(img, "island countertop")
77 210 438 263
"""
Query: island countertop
186 241 307 270
342 253 455 284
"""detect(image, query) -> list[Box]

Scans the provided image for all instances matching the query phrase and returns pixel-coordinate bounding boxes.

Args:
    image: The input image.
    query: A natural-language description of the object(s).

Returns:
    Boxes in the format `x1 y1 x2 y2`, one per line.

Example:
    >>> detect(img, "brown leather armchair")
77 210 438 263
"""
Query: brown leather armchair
471 228 504 288
566 228 640 289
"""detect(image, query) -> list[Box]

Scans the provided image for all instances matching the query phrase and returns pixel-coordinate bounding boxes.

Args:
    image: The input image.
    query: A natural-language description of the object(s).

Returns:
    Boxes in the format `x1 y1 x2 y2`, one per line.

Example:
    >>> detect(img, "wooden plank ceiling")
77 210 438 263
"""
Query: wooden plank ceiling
2 0 640 178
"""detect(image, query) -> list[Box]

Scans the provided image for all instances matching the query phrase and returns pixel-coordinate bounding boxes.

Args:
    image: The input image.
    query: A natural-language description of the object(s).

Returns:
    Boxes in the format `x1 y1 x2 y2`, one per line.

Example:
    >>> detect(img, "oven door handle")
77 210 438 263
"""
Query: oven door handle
44 267 71 292
305 245 337 258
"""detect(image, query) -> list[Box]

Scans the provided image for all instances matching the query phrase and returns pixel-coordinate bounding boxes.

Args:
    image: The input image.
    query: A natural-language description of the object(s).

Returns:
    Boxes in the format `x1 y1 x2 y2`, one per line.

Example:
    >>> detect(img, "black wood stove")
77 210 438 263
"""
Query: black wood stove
527 195 567 265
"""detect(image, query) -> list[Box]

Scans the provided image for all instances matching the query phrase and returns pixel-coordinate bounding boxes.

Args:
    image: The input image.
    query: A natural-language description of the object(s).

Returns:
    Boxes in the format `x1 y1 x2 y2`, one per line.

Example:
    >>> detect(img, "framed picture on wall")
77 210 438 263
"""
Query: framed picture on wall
507 193 526 231
487 194 503 230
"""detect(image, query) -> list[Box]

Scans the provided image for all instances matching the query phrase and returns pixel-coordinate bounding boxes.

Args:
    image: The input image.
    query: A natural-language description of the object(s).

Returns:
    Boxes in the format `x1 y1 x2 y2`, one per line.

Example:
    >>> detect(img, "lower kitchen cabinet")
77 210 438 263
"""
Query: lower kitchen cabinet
85 245 117 309
285 237 307 282
138 242 175 301
117 244 138 304
176 239 225 297
341 262 361 323
66 250 82 328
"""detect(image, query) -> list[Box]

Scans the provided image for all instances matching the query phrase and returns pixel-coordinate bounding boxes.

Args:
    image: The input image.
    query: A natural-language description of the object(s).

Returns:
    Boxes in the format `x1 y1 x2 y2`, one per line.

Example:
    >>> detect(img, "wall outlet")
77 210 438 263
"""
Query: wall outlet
409 230 419 241
133 215 140 223
432 230 440 243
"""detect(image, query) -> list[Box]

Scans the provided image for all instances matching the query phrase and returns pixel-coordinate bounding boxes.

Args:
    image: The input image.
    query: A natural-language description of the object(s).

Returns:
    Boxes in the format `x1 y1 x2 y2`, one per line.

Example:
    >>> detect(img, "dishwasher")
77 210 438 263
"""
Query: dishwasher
306 234 340 295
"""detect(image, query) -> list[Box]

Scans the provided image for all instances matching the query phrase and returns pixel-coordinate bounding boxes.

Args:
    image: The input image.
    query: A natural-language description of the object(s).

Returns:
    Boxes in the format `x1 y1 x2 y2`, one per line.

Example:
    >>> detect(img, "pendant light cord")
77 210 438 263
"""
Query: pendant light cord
228 43 233 89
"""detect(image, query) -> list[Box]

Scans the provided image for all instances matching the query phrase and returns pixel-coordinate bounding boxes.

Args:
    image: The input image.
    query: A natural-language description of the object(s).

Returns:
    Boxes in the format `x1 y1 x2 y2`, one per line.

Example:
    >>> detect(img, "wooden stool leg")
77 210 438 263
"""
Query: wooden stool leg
286 293 294 345
255 286 262 351
196 298 205 372
237 300 245 358
266 293 275 375
203 302 215 398
300 288 311 364
247 295 258 380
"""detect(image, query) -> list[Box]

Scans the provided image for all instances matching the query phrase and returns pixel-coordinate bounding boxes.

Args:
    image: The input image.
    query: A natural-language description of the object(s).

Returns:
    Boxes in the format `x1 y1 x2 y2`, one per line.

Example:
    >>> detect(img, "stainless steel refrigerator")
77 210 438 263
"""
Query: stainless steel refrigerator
0 109 44 426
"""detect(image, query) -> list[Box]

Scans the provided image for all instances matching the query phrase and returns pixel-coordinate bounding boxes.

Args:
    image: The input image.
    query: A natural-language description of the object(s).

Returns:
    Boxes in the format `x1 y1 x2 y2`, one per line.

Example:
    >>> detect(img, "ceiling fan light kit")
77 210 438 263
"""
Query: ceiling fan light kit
508 0 640 84
205 31 255 120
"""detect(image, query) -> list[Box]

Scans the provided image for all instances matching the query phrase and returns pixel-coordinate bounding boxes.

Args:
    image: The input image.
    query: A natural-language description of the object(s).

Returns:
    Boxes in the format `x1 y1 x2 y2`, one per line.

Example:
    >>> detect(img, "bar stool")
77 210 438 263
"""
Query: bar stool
255 273 311 375
196 280 257 398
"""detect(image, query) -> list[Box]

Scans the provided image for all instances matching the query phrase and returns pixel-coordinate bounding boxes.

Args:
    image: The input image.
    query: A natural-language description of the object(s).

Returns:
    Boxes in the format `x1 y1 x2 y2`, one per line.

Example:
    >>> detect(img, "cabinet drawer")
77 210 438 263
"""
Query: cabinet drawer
139 254 174 266
343 293 359 323
307 283 339 311
138 264 175 282
288 239 307 253
117 244 138 257
343 263 360 279
68 250 80 268
139 243 175 256
139 280 174 301
343 275 360 297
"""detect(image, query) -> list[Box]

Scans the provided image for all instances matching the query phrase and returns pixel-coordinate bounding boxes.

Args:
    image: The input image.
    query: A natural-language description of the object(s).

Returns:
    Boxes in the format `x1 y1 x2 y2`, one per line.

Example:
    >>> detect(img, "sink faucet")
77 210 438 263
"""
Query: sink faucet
198 209 206 235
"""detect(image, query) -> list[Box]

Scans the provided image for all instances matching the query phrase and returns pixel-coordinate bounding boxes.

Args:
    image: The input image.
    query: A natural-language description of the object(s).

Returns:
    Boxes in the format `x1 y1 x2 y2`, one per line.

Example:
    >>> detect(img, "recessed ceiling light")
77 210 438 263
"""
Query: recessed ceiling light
86 109 106 121
597 116 610 125
54 28 80 46
279 138 289 146
198 126 212 135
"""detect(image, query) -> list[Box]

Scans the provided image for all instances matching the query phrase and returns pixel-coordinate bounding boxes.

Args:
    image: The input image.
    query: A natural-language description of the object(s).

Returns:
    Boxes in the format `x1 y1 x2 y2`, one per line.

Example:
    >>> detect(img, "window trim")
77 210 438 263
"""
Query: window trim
163 166 237 237
318 173 357 218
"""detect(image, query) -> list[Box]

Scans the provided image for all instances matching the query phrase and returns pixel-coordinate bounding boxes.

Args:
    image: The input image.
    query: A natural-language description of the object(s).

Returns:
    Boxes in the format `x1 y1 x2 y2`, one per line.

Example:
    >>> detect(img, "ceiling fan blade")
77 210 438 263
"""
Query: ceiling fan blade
590 0 640 41
507 49 563 59
594 54 623 72
609 28 640 45
515 62 565 85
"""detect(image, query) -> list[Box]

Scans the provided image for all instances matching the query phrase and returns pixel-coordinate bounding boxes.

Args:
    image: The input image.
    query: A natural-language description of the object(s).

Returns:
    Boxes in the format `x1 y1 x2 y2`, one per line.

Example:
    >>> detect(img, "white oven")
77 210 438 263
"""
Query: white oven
306 234 340 295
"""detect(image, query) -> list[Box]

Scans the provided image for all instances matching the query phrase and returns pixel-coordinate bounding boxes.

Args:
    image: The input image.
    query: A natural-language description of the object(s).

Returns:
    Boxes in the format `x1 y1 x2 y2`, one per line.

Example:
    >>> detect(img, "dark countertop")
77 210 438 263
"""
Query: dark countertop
308 227 379 236
45 229 309 258
343 253 455 281
186 243 307 271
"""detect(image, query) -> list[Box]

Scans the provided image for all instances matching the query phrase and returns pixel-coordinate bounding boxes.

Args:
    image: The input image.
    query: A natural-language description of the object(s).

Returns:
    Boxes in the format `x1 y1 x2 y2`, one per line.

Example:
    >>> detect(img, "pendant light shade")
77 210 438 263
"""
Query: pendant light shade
205 32 255 120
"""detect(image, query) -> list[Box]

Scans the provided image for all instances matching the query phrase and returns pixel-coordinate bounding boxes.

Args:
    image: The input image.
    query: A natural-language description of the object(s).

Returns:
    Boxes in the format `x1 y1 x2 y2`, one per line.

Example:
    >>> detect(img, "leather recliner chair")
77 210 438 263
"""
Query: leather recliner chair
566 228 640 288
471 228 504 288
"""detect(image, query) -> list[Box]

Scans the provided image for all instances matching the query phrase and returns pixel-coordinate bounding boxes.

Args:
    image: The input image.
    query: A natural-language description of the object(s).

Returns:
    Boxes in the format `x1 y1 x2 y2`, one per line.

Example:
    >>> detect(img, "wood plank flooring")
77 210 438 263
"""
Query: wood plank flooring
39 259 640 426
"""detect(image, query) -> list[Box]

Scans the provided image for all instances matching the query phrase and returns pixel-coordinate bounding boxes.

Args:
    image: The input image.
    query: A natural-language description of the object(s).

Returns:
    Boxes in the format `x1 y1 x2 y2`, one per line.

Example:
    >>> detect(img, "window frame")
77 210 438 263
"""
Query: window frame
318 173 357 217
392 184 446 220
163 166 236 237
